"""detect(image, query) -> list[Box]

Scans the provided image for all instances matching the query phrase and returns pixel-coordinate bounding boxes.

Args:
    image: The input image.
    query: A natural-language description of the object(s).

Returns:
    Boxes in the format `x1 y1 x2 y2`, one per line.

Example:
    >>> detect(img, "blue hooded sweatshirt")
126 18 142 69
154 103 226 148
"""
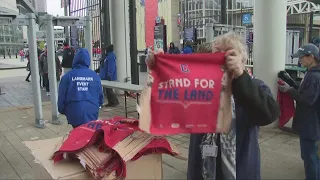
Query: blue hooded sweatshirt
181 46 193 54
58 48 104 127
99 52 117 81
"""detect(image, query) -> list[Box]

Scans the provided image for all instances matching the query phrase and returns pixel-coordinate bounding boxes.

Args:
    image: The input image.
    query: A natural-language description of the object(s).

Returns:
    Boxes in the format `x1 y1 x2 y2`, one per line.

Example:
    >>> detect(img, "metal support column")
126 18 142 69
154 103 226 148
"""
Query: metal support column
64 0 70 44
129 0 138 85
101 0 111 59
111 0 127 83
44 14 62 125
84 16 93 70
309 11 314 43
221 0 227 24
26 13 45 128
254 0 287 127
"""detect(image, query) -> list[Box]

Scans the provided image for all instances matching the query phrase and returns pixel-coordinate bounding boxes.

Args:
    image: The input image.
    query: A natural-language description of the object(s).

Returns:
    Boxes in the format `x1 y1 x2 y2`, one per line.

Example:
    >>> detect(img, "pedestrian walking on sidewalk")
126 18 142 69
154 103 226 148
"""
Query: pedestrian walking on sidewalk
58 48 104 128
99 45 119 107
39 45 62 96
278 43 320 180
61 42 75 75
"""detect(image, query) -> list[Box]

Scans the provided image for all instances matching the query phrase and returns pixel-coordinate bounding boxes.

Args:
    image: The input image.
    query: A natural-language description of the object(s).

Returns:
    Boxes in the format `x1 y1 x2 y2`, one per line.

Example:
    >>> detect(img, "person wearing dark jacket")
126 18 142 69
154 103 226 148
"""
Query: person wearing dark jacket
25 48 43 82
39 46 62 96
278 43 320 180
168 42 180 54
61 42 75 75
99 45 119 107
146 32 280 180
58 48 104 128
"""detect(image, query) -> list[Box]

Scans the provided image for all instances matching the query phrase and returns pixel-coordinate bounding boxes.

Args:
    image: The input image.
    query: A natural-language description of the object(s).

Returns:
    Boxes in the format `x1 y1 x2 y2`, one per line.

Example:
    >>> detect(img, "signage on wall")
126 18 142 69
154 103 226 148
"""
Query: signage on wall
242 13 252 25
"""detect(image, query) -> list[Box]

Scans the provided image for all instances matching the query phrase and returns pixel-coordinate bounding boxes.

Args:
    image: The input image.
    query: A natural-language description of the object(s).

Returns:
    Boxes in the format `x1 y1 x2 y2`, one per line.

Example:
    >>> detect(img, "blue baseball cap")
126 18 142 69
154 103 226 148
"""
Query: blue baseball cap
291 43 319 59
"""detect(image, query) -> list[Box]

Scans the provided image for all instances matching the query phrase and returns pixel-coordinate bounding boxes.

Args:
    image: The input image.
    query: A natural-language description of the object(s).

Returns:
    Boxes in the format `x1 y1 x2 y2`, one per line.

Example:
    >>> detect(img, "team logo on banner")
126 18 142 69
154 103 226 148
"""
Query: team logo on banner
180 64 190 73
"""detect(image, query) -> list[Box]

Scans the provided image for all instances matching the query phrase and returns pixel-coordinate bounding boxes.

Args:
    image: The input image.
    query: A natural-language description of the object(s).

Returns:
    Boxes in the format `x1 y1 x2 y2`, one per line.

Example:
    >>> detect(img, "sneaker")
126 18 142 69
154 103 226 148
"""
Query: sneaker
46 92 50 96
43 88 46 91
25 79 30 82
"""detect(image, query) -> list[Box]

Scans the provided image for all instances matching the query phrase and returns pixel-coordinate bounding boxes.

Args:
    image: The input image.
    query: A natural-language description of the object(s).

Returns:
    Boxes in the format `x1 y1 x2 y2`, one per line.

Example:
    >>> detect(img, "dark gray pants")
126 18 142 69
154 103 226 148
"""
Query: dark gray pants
188 134 205 180
104 88 119 105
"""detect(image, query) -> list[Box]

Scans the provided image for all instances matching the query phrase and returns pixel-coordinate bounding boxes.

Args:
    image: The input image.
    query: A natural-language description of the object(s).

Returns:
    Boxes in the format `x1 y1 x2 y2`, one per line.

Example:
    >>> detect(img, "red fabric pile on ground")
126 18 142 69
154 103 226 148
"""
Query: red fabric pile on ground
52 117 179 179
277 80 295 127
139 53 233 135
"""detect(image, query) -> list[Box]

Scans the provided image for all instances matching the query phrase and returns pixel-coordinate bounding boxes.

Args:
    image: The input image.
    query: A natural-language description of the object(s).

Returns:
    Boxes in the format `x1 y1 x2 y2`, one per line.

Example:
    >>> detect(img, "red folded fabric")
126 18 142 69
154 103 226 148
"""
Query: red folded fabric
277 81 295 128
139 53 231 135
52 117 180 179
52 120 107 163
131 137 179 161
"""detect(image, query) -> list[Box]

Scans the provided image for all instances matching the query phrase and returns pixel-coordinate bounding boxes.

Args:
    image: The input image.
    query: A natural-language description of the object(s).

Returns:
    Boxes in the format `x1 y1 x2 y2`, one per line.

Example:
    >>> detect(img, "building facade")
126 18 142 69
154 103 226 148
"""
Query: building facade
136 0 180 51
0 0 25 56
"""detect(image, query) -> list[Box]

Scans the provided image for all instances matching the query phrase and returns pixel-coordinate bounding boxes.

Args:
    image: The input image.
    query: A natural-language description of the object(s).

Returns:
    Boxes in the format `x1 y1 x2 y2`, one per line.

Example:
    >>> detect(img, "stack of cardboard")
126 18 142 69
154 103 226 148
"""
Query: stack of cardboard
24 117 180 180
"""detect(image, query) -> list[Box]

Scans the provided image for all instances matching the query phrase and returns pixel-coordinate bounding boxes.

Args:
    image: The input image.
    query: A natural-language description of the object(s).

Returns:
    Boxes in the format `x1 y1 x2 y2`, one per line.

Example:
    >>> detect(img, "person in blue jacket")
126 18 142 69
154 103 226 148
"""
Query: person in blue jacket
181 41 193 54
58 48 104 128
279 43 320 180
99 44 119 107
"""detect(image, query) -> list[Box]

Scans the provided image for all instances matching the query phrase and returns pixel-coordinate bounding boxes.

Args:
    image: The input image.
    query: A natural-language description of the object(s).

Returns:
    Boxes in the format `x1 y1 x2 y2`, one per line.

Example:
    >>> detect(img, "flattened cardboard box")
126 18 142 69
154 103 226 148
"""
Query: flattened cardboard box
24 137 162 180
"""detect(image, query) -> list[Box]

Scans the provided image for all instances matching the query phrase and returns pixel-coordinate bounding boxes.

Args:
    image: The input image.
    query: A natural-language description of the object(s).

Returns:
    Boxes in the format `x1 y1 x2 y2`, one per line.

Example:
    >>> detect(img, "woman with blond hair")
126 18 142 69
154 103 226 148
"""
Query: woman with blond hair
146 32 280 180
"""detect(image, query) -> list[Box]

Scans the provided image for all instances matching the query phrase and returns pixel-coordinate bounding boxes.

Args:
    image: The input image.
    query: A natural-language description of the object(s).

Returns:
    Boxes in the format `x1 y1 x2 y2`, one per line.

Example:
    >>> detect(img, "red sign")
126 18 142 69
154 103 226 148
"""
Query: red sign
139 53 233 135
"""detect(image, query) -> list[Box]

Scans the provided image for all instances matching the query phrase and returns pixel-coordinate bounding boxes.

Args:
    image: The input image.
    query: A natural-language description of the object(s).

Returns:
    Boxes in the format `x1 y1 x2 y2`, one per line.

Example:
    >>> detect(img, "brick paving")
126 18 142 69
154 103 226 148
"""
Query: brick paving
0 77 50 109
0 76 306 180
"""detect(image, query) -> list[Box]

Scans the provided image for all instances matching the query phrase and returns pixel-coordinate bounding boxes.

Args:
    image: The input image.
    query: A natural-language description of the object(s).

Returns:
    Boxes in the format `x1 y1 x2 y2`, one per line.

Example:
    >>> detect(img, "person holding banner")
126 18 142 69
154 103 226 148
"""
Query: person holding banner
146 32 280 180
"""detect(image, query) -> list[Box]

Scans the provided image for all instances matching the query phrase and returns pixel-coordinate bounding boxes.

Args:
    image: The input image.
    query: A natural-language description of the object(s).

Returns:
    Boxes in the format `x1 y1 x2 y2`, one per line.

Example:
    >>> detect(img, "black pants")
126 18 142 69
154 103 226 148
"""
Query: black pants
43 74 50 92
105 88 119 105
26 72 31 80
26 71 42 87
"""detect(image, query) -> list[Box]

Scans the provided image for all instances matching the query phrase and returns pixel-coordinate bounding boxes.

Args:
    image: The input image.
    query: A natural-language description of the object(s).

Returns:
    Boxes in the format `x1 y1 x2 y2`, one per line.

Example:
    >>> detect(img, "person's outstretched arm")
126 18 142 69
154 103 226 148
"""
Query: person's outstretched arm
288 77 320 107
232 72 280 126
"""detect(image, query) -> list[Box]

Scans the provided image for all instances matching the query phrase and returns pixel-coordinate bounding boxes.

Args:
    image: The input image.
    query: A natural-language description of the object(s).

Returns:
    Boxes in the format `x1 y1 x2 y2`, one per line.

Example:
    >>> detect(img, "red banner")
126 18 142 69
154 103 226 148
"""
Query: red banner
277 80 295 127
139 53 233 135
145 0 158 48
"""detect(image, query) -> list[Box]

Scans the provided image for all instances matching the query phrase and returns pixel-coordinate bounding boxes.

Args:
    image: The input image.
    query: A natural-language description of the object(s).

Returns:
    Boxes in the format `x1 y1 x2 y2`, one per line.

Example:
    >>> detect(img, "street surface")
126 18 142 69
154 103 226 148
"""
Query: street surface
0 67 305 179
0 57 27 70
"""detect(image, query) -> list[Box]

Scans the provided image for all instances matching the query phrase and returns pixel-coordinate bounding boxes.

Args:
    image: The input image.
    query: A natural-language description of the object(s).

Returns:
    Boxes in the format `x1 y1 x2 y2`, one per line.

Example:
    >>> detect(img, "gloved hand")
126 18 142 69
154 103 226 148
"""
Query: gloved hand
278 80 291 92
278 70 299 89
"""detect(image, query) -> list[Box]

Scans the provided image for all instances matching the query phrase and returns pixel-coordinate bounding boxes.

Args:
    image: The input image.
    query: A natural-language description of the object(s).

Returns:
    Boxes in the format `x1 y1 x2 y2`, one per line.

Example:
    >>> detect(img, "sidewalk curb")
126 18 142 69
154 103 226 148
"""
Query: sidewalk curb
0 66 27 70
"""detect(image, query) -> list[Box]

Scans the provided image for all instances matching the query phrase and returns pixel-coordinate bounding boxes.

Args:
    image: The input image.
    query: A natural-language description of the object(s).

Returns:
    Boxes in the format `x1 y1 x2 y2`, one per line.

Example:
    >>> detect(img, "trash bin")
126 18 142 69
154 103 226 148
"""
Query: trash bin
139 55 148 72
